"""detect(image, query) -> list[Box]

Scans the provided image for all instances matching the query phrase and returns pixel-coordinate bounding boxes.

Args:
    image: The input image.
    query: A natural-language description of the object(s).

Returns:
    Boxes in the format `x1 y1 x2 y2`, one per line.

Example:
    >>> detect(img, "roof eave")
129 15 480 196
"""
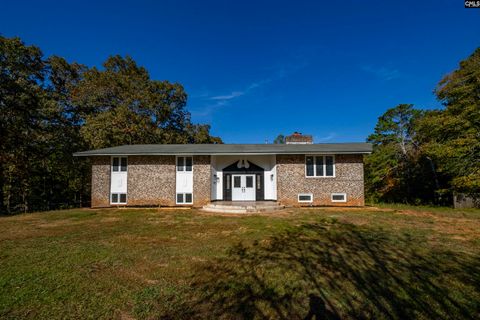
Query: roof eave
73 151 372 157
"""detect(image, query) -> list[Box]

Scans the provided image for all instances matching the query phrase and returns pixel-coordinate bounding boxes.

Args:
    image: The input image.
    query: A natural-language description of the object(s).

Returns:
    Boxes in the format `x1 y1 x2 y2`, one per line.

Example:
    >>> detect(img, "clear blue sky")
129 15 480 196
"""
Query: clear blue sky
1 1 479 143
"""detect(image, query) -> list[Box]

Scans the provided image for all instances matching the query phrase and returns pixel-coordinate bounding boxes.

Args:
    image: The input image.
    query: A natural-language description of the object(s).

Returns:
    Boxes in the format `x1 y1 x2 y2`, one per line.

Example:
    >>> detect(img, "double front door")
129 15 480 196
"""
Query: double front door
232 174 255 201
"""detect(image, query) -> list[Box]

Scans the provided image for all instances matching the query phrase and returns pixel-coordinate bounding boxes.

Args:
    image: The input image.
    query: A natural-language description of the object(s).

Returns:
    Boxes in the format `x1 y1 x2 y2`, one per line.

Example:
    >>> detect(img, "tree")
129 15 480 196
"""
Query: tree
417 48 480 196
365 48 480 205
273 134 285 144
365 104 442 204
0 36 47 212
0 36 222 214
72 55 221 148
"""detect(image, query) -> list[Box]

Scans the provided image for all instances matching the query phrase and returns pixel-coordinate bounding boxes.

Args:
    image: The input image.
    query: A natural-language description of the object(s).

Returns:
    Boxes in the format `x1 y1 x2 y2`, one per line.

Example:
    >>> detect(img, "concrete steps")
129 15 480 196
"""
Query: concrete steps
201 201 285 214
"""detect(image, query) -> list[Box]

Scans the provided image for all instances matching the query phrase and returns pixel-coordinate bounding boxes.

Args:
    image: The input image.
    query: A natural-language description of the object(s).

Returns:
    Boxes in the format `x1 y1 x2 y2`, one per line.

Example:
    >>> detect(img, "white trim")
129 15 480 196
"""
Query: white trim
298 193 313 203
110 156 128 205
305 155 336 178
176 192 193 205
331 193 347 203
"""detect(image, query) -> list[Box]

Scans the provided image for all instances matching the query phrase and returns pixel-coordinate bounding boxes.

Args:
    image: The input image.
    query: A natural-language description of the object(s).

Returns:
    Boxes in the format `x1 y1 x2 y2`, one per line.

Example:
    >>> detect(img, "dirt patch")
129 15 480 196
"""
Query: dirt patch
119 311 136 320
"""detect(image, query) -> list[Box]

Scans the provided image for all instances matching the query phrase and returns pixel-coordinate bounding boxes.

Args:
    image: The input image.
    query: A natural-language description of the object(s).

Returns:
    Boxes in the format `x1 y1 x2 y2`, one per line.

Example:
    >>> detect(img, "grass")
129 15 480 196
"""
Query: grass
0 206 479 319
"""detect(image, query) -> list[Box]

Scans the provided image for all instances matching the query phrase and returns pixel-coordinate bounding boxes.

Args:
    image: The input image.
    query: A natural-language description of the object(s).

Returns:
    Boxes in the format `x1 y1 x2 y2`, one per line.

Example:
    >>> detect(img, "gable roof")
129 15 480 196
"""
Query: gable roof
73 143 372 156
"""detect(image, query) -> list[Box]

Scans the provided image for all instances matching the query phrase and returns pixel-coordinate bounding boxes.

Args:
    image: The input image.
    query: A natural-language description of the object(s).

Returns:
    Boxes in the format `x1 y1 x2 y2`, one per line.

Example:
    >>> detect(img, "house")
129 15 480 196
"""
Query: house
73 133 372 208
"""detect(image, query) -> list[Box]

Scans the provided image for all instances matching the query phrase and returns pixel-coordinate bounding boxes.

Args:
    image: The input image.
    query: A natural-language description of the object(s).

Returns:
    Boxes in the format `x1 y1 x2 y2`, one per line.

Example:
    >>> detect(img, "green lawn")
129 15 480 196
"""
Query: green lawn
0 206 479 319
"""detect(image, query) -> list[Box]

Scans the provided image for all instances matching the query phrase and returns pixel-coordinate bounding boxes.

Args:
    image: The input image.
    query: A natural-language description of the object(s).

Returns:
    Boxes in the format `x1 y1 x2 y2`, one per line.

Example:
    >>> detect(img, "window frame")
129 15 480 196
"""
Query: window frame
305 155 335 178
298 193 313 203
176 156 193 172
331 193 347 203
176 192 193 205
112 156 128 173
111 193 127 204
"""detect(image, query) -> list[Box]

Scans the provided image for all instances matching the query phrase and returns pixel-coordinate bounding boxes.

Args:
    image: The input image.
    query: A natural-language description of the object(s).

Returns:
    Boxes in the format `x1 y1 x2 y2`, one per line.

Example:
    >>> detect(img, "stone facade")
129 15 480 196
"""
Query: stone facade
90 155 212 208
127 155 176 206
90 153 365 208
193 155 211 207
91 156 111 208
276 154 365 206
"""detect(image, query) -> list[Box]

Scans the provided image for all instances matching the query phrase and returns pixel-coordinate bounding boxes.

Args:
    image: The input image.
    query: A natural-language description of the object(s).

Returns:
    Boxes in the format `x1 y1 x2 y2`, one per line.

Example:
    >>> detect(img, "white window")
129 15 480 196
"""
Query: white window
112 157 127 172
111 157 128 205
331 193 347 203
176 193 193 204
298 193 313 203
177 156 193 172
111 193 127 204
305 155 335 177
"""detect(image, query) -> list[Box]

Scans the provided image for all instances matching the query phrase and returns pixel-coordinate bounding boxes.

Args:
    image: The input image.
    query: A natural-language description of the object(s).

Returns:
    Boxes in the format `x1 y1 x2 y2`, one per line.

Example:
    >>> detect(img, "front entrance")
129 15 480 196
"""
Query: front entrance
222 160 264 201
232 174 256 201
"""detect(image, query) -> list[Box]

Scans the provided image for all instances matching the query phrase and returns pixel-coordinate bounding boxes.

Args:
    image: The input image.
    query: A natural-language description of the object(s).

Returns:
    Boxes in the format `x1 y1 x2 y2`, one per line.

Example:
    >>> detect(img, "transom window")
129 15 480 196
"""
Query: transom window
177 156 193 172
112 157 127 172
306 155 335 177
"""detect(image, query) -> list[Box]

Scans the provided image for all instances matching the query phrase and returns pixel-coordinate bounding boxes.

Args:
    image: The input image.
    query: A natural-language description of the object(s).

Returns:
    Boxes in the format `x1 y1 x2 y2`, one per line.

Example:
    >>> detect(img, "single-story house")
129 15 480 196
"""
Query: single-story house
73 133 372 208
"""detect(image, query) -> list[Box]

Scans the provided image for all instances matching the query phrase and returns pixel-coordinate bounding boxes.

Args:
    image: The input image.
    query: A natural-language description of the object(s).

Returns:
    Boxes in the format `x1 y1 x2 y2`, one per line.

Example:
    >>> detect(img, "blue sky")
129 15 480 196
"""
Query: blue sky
1 0 479 143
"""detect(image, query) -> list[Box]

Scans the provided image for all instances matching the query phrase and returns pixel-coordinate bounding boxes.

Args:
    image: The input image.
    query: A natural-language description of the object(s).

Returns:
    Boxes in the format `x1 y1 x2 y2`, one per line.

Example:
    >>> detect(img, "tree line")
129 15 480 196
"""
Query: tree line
365 48 479 205
2 35 478 213
273 48 479 206
0 36 221 214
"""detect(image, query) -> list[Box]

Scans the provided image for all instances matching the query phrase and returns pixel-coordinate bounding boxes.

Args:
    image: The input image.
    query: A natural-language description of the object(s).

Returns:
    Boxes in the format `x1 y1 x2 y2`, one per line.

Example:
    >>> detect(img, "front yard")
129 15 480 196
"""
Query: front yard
0 206 479 319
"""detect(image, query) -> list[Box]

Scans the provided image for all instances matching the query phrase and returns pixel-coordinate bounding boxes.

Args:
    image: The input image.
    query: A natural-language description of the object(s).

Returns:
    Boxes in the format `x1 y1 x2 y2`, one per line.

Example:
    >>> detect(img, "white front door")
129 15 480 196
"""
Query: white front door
232 174 256 201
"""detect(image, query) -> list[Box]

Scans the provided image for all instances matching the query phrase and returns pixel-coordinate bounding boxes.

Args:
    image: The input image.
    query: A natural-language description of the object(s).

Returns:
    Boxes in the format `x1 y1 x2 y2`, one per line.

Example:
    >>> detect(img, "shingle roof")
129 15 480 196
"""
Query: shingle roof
73 143 372 156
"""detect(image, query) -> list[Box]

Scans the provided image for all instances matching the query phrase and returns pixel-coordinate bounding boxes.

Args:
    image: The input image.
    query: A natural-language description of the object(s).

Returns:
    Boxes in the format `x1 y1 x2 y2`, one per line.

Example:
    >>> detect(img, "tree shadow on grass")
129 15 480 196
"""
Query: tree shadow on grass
185 219 480 319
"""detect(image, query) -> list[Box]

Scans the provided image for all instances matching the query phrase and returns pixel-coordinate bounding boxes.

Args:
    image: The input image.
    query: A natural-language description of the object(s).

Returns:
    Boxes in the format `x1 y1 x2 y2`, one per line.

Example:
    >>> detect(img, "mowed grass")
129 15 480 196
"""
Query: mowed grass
0 206 479 319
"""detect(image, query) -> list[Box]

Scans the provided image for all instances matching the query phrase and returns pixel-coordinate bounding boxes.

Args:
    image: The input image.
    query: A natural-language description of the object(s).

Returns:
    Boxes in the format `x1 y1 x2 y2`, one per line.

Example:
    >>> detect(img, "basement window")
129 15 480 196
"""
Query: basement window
111 193 127 204
298 193 313 203
331 193 347 203
176 193 193 204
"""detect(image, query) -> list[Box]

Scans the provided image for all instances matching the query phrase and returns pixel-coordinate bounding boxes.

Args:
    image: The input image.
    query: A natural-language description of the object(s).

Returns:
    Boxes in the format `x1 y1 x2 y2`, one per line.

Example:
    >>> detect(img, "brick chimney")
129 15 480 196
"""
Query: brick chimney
285 132 313 144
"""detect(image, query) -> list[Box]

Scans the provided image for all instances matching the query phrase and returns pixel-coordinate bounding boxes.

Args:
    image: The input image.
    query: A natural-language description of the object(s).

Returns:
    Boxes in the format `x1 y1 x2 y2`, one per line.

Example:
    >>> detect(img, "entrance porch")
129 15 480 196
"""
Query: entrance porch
201 201 285 213
210 155 277 202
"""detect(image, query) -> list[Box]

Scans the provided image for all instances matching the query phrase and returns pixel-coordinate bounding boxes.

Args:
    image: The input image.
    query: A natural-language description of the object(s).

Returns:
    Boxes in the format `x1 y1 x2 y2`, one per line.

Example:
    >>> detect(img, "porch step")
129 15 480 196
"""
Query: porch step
201 201 285 214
